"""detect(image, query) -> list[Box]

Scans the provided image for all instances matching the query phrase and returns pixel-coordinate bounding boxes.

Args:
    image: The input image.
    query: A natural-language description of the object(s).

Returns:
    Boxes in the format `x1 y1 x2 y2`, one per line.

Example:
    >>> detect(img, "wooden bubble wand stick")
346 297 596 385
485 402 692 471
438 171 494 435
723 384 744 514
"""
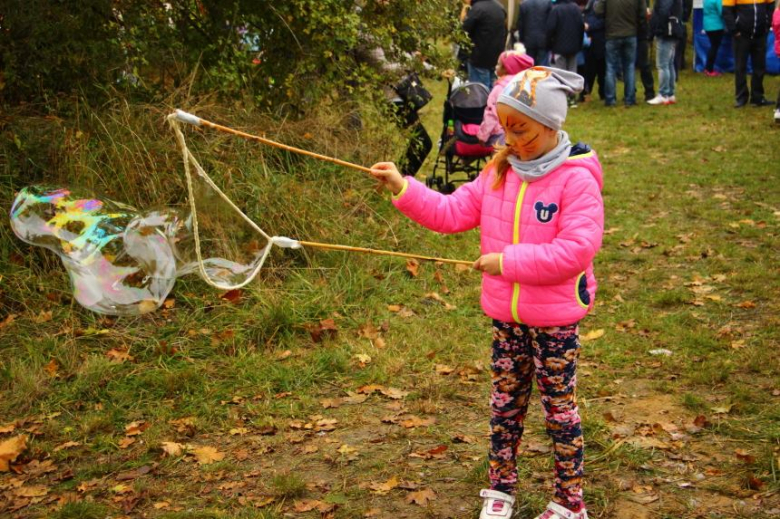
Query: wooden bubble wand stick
169 110 472 267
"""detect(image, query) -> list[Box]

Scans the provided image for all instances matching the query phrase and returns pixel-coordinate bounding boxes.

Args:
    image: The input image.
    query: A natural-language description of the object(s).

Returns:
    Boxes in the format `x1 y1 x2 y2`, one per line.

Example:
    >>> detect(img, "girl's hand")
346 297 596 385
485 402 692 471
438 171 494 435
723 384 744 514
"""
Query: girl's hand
369 162 406 195
473 253 502 276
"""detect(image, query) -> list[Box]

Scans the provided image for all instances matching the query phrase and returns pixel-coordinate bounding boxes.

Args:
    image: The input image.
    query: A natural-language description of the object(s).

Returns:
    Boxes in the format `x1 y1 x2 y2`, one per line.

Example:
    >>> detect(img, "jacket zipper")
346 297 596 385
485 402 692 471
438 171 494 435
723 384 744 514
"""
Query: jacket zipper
511 181 529 323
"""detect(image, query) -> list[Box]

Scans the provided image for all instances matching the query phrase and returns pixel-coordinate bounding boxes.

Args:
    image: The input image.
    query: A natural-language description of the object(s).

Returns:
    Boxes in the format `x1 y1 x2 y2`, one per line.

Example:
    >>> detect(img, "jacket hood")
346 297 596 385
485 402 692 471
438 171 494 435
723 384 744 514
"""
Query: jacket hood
500 52 535 75
567 148 604 191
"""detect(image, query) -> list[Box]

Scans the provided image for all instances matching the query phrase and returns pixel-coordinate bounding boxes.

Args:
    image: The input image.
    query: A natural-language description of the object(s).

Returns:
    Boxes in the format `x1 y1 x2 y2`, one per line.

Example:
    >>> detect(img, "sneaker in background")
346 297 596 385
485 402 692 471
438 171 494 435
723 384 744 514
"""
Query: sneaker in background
664 95 677 105
774 108 780 124
646 95 668 105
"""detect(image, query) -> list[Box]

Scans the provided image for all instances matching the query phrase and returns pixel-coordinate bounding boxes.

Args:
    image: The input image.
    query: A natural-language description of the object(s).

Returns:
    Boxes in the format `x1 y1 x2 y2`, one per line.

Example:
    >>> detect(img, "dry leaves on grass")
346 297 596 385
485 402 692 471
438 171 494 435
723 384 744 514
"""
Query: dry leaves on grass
406 488 436 506
0 435 27 471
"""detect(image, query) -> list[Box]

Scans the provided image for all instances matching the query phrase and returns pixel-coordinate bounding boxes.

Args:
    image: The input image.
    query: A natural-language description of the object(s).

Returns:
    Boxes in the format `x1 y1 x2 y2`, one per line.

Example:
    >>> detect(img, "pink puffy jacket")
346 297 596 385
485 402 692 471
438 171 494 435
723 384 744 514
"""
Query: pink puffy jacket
773 8 780 57
393 149 604 327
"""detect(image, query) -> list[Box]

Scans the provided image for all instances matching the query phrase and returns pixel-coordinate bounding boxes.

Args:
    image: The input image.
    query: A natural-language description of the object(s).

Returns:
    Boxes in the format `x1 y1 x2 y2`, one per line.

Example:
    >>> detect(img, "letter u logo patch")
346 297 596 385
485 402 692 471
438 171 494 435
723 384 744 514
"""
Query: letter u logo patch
534 201 559 223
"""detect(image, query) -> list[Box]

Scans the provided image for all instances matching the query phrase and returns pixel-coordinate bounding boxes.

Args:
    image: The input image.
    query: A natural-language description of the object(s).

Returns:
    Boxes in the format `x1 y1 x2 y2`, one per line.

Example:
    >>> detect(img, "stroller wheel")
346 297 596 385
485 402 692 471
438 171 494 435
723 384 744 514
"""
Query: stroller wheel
425 177 436 189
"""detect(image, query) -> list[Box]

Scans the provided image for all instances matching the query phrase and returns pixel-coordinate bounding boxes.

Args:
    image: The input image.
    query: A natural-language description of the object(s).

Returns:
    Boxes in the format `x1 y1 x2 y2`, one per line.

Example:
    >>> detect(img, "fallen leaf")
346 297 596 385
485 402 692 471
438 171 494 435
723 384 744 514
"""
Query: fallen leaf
369 476 399 495
0 314 17 330
406 488 436 506
118 437 135 449
406 259 420 277
220 289 243 304
581 329 605 342
380 387 409 399
125 420 149 436
44 359 59 378
191 446 225 465
711 403 734 414
53 441 80 452
14 484 48 497
0 435 28 471
307 319 338 343
435 364 455 375
735 300 756 309
735 449 756 464
34 310 53 323
106 348 134 363
400 416 436 428
161 442 185 457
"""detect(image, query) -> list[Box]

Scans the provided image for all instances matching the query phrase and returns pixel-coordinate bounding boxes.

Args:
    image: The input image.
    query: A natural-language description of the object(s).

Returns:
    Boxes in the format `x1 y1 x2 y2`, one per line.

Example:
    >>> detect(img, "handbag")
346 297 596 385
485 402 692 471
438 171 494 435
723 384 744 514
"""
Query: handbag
394 72 432 111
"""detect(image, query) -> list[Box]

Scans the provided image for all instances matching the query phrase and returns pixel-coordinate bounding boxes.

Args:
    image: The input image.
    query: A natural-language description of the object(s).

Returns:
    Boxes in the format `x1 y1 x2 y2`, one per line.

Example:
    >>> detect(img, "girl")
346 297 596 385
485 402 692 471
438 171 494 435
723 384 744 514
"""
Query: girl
370 67 603 519
477 50 534 146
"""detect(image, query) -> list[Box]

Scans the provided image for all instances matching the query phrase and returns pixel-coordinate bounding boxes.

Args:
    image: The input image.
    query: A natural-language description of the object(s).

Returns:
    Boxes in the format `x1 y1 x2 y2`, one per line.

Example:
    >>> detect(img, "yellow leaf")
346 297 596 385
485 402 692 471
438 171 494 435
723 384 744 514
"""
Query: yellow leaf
191 446 225 465
369 476 399 495
161 442 185 457
0 435 28 471
581 329 606 342
406 488 437 506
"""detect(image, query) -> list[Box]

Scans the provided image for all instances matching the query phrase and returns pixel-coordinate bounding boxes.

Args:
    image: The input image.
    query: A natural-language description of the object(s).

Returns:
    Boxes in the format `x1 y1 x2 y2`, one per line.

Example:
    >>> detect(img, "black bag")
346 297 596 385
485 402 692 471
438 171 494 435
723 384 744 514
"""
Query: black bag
394 72 432 111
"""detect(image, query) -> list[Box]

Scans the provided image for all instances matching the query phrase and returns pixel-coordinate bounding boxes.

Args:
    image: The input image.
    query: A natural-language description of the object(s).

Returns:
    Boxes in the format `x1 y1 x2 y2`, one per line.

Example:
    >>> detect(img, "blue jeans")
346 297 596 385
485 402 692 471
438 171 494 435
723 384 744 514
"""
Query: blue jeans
605 37 637 105
467 63 496 90
656 38 676 97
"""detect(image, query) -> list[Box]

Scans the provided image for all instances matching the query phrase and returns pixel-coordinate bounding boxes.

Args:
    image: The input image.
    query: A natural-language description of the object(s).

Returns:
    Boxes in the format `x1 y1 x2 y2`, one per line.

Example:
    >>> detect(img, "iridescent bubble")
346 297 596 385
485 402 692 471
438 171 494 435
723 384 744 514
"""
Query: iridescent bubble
10 184 276 315
10 186 180 315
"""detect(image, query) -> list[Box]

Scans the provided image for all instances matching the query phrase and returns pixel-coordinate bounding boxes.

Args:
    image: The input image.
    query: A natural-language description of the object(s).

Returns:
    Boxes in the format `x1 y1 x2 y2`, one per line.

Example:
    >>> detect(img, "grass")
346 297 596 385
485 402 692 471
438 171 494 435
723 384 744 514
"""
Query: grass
1 68 780 518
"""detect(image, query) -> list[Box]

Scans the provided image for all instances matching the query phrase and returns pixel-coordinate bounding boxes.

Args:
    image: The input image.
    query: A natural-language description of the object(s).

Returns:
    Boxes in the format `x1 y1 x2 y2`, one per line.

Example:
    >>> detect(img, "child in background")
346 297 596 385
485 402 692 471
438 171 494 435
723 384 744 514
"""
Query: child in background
774 0 780 123
370 67 603 519
478 50 535 146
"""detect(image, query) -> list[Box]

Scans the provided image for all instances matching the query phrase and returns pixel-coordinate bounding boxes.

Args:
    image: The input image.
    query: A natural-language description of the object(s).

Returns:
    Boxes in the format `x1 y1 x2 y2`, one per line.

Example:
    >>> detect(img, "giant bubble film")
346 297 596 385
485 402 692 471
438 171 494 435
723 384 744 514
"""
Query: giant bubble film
9 185 271 316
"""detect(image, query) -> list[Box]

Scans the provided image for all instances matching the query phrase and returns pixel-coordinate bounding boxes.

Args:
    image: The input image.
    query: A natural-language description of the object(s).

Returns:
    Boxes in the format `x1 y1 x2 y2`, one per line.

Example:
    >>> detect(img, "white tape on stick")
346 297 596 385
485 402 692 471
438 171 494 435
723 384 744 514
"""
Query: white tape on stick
174 109 202 126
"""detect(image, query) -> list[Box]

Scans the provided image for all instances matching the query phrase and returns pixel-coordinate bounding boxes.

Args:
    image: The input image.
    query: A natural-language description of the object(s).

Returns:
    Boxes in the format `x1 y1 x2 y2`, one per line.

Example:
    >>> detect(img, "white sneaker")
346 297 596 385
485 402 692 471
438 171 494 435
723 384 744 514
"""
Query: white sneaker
534 501 589 519
664 95 677 105
774 108 780 124
479 489 515 519
646 95 668 105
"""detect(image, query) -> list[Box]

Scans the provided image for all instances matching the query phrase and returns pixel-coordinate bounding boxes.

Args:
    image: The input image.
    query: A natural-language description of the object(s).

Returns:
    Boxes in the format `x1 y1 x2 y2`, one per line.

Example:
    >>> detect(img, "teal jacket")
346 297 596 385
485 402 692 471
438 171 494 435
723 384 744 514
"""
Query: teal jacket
703 0 724 32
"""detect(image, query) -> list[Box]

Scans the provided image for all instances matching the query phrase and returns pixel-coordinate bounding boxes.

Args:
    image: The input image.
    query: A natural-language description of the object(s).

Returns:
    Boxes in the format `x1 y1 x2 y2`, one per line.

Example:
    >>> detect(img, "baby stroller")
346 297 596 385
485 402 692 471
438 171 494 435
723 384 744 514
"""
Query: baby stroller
427 79 494 194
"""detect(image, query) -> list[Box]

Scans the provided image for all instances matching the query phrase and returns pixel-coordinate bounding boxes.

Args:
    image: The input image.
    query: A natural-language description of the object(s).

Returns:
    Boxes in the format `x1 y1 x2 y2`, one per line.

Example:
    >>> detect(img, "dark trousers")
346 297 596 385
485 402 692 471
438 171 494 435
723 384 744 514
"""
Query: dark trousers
674 24 688 79
636 38 655 100
705 30 724 72
393 102 432 177
733 34 767 104
526 46 551 67
584 47 606 100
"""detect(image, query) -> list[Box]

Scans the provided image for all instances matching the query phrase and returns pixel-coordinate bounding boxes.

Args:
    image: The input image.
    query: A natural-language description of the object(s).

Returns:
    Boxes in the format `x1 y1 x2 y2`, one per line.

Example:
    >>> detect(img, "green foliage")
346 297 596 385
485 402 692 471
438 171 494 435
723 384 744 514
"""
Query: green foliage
0 0 461 108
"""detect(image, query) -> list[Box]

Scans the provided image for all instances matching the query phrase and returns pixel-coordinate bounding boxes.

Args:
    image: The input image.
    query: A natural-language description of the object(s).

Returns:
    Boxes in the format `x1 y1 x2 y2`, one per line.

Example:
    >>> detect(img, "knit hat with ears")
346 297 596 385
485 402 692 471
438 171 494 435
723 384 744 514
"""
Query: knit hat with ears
497 66 584 130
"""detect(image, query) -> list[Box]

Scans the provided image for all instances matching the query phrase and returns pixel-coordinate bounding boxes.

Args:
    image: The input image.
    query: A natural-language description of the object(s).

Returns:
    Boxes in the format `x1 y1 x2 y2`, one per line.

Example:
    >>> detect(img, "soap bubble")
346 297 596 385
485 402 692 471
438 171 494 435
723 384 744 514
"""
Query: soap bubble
9 182 276 316
10 186 180 315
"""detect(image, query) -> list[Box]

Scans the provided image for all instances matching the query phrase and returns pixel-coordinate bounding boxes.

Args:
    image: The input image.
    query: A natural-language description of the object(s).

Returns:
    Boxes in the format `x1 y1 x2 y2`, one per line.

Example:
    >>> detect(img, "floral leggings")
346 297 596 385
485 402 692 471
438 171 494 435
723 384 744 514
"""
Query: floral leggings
489 320 584 512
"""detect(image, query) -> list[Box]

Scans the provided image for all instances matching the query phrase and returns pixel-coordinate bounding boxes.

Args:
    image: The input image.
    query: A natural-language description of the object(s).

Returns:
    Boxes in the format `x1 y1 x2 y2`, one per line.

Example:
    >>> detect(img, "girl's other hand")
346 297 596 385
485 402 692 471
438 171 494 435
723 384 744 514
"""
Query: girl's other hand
472 253 502 276
369 162 406 195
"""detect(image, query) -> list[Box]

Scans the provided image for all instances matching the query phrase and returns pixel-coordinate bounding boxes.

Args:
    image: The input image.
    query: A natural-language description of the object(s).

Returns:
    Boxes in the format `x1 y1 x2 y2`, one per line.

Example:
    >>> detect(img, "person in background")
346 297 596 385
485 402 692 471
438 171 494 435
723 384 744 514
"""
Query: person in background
547 0 586 106
478 51 535 145
583 0 607 101
635 6 656 101
647 0 684 104
702 0 725 76
463 0 508 89
669 0 693 78
723 0 774 107
773 0 780 122
517 0 553 66
596 0 648 106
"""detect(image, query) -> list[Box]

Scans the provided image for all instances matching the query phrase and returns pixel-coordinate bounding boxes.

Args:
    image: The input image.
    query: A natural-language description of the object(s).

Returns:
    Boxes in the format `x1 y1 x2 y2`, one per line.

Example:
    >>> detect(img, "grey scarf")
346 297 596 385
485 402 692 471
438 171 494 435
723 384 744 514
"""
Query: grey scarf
507 131 571 183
